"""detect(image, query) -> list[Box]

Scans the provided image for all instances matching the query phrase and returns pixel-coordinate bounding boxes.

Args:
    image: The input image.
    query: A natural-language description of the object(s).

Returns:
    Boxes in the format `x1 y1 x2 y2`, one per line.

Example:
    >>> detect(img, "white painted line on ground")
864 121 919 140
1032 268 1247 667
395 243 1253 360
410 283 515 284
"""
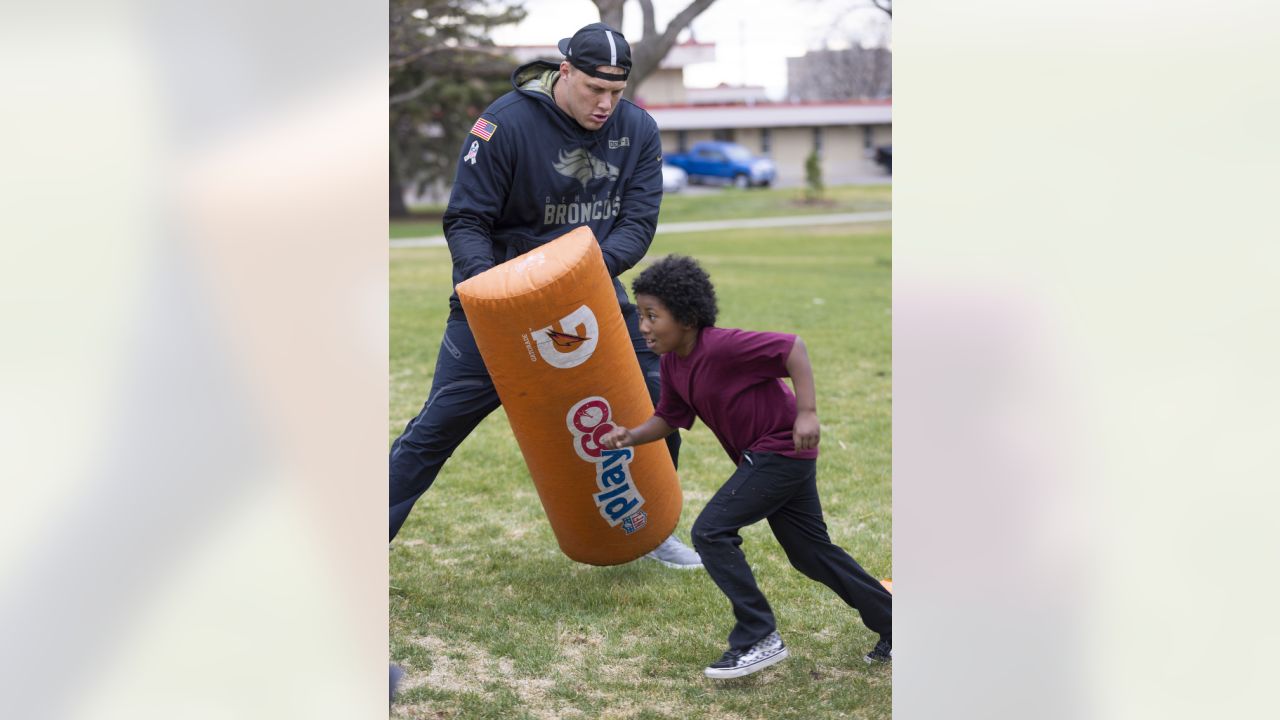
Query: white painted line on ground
389 210 891 249
654 210 891 235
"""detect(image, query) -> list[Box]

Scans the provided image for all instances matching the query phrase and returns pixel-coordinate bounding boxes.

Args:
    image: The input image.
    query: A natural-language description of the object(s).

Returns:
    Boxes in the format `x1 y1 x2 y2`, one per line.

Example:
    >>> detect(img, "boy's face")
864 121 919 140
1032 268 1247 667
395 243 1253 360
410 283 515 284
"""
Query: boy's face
635 293 697 356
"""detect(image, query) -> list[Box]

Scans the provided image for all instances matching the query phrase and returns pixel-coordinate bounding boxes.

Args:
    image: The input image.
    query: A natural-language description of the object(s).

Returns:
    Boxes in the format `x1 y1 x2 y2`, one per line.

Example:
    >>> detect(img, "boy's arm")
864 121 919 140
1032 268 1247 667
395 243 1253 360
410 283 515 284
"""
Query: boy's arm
786 337 821 451
600 415 675 449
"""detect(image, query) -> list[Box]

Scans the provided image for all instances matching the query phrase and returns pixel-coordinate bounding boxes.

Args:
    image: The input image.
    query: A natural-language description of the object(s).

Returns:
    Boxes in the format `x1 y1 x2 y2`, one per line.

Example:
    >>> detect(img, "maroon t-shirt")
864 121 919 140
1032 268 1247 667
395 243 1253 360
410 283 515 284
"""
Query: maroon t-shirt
654 326 818 465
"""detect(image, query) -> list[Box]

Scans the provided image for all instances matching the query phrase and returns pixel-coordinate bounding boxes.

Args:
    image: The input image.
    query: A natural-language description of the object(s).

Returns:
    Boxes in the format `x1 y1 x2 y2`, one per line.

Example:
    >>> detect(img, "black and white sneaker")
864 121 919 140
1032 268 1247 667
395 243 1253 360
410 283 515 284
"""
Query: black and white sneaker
864 636 892 664
704 631 789 679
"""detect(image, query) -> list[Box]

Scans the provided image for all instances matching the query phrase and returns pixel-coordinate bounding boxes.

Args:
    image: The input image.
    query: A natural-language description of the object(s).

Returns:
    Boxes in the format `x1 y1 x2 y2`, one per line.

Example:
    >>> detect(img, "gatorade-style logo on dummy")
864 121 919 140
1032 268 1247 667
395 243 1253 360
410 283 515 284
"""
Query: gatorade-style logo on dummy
566 396 647 533
534 304 599 369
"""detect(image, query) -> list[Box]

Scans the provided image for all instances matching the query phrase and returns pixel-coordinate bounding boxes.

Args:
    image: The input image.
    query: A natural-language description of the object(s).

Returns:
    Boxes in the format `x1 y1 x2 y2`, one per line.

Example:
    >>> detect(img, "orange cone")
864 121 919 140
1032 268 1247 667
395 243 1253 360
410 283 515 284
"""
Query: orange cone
456 227 682 565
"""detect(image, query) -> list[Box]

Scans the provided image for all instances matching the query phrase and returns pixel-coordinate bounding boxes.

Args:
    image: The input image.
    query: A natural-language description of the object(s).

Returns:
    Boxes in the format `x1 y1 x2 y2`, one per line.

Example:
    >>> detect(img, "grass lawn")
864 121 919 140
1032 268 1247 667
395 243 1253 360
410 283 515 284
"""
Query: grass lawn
390 217 891 719
656 184 890 224
389 183 891 239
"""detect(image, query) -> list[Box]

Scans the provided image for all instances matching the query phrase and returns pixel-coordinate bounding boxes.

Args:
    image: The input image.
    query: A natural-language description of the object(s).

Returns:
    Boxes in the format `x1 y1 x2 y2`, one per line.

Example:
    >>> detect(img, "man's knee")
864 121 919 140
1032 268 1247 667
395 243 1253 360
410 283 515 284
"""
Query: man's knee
394 421 453 457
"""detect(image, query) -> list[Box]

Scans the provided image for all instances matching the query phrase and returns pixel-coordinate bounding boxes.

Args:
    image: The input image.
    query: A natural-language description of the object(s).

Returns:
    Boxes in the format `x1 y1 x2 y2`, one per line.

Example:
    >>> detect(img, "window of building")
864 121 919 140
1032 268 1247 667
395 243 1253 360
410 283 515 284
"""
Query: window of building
677 130 688 153
863 125 873 149
761 128 772 154
813 127 824 158
712 128 736 142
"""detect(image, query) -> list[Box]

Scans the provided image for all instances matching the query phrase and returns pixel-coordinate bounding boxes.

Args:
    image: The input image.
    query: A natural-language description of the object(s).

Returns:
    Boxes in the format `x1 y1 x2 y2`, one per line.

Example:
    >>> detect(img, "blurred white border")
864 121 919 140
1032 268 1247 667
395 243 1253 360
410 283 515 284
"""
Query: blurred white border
4 1 1280 717
898 1 1280 718
1 3 387 717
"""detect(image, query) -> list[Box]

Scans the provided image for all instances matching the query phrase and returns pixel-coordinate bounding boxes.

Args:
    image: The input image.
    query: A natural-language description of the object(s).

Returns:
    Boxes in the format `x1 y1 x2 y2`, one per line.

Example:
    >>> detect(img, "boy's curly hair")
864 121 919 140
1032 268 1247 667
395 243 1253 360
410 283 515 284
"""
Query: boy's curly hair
631 255 718 328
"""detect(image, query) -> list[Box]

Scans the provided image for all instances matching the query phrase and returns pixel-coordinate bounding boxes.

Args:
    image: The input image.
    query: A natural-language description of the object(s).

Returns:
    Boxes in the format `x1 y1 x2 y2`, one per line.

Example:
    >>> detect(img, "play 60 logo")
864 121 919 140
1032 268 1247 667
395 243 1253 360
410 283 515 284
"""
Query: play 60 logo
566 396 647 532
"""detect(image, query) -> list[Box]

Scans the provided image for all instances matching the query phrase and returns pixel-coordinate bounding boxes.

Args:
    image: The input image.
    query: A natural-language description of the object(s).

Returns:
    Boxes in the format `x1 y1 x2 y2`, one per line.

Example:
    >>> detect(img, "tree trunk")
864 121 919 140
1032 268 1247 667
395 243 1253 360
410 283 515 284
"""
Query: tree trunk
389 154 409 218
595 0 624 29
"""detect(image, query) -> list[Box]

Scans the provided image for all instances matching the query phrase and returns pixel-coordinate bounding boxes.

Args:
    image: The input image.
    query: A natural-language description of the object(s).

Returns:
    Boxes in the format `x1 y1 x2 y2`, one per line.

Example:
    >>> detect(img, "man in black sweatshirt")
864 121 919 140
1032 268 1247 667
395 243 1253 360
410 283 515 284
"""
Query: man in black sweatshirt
390 22 701 569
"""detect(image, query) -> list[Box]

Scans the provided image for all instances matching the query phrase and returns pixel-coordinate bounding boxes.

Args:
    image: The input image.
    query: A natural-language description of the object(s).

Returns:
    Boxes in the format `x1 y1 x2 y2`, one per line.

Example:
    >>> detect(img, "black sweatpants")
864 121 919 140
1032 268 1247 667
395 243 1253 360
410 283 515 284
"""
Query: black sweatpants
690 451 892 651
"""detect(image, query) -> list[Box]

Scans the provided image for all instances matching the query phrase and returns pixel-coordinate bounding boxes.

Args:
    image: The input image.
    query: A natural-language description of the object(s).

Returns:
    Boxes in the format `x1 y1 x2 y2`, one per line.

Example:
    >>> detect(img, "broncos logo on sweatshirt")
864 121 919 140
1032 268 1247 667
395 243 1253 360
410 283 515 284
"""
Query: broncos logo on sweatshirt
553 147 619 189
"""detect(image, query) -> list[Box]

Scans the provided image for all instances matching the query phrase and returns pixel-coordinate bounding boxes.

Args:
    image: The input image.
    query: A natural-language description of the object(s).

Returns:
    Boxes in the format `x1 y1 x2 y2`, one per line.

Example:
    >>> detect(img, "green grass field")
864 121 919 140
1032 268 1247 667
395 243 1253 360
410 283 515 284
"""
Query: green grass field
389 183 891 239
390 192 891 719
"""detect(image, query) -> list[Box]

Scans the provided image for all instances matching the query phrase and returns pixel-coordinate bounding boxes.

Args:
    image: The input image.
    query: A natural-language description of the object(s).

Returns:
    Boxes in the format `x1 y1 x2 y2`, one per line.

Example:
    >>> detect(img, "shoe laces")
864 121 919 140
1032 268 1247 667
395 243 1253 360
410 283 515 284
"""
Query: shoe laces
717 648 743 664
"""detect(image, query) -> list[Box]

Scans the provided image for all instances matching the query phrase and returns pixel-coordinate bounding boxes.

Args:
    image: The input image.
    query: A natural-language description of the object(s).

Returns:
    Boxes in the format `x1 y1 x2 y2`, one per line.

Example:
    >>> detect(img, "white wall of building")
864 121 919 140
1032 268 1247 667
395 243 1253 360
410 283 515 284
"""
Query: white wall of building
659 120 890 187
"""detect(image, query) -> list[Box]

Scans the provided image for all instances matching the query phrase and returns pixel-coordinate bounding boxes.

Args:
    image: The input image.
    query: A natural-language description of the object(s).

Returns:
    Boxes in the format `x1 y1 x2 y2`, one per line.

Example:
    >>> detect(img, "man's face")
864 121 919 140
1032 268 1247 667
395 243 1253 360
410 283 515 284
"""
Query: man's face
557 62 627 131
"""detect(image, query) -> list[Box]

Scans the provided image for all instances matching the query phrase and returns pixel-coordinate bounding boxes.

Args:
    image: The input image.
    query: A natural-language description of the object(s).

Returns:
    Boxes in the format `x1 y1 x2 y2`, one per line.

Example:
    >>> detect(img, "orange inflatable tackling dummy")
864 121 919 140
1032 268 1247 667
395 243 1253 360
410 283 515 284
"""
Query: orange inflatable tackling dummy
456 227 681 565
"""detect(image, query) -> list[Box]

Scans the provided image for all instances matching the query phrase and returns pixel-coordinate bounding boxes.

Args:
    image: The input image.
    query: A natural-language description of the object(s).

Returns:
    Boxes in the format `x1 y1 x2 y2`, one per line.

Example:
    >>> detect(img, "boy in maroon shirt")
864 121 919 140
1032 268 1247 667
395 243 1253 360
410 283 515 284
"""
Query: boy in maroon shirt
601 255 892 679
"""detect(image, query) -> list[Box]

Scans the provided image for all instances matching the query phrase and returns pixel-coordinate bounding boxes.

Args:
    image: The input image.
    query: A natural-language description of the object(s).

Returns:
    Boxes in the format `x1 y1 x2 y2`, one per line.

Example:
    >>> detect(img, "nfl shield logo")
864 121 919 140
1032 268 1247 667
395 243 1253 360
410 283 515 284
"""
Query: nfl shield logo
621 510 648 535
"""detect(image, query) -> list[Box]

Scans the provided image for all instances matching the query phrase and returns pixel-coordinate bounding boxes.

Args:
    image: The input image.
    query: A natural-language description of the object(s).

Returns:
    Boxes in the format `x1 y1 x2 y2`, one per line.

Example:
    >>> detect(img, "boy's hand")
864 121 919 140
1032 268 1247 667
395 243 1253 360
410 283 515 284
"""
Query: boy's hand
793 410 820 451
600 426 634 449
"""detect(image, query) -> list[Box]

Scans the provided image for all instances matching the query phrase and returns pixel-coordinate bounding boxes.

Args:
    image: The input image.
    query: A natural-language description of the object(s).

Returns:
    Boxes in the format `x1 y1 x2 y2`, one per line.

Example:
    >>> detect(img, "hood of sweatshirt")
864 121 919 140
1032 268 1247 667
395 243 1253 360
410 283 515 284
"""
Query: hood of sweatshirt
512 60 558 99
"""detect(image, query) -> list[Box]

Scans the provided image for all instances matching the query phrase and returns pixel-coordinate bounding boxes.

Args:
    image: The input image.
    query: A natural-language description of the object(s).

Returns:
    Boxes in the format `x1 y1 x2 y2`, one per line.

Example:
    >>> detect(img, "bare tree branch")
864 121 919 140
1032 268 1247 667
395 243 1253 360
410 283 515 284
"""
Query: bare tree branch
390 46 452 71
638 0 657 38
390 77 441 106
584 0 719 99
658 0 718 50
628 0 716 93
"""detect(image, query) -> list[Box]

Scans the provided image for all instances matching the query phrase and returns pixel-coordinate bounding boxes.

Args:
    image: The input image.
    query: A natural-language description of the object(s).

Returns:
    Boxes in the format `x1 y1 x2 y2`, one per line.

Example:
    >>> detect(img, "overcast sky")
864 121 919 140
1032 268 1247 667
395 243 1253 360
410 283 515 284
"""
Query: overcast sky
490 0 891 100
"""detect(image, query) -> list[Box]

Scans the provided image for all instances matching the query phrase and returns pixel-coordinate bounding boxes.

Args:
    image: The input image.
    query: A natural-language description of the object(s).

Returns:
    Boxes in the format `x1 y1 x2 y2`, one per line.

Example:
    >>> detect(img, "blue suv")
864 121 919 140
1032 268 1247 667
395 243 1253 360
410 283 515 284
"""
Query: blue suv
664 141 777 189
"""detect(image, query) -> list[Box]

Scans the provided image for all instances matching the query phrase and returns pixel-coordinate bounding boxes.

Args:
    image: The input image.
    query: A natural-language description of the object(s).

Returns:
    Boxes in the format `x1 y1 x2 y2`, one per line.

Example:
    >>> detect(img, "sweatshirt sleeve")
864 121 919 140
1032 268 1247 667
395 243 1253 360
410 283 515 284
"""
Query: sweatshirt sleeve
598 114 663 278
441 114 513 285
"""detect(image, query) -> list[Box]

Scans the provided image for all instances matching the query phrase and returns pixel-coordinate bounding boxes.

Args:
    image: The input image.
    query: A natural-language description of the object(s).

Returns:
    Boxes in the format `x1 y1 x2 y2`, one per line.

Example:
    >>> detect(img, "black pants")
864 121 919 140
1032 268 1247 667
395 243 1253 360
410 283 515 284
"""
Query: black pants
691 451 892 651
389 304 680 541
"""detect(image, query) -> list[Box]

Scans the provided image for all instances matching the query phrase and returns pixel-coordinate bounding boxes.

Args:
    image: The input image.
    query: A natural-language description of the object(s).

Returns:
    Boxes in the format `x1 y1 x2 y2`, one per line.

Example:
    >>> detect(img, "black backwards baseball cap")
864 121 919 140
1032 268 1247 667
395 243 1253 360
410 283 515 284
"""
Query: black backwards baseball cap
558 22 632 81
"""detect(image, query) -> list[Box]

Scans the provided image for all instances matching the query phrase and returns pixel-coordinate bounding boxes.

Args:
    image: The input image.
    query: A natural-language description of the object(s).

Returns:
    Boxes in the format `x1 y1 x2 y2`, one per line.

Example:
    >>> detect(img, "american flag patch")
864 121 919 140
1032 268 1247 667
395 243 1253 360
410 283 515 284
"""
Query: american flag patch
469 117 497 141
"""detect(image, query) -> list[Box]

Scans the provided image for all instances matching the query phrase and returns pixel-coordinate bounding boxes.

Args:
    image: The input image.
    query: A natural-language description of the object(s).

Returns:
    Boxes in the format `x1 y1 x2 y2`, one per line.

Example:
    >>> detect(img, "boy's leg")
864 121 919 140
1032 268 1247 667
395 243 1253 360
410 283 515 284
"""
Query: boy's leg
691 452 796 650
766 458 893 639
389 319 500 541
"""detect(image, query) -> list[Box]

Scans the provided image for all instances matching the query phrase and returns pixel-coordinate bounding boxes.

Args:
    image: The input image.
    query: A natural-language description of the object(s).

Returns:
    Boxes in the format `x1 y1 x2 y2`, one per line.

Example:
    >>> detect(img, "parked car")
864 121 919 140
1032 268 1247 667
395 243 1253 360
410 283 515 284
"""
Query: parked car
661 163 687 193
664 141 776 188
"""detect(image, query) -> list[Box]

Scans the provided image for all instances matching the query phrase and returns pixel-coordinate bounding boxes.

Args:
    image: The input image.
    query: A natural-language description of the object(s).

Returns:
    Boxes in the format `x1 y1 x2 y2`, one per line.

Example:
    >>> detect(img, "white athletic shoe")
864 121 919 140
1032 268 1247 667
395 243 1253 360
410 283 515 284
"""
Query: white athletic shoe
645 534 703 569
704 631 790 679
